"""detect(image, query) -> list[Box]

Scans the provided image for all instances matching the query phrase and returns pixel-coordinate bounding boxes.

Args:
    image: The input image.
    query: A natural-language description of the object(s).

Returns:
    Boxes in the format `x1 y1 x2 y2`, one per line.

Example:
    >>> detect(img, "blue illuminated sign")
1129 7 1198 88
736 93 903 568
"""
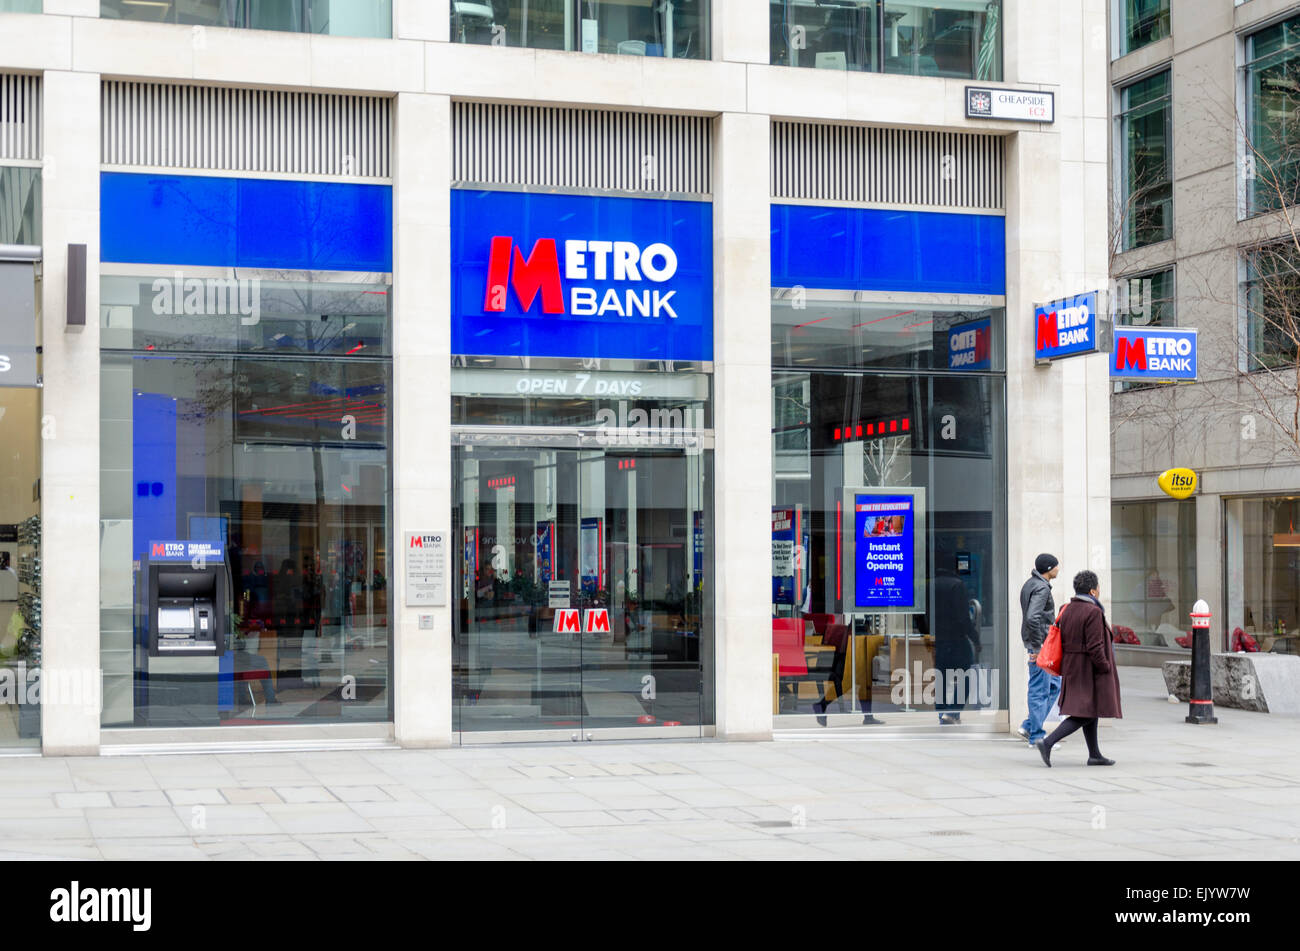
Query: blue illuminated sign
1035 291 1099 362
1111 326 1198 382
147 540 224 564
452 190 712 360
853 494 916 609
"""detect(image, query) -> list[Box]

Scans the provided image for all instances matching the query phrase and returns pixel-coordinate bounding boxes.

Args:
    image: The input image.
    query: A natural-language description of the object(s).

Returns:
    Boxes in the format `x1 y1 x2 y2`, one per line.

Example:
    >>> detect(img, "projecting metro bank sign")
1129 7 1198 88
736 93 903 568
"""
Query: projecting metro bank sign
452 190 713 361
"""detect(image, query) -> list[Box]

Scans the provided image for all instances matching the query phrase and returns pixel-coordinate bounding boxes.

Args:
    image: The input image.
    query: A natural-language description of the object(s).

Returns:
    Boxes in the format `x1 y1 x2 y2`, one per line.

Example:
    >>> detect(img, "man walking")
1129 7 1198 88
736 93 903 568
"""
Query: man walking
1018 553 1061 747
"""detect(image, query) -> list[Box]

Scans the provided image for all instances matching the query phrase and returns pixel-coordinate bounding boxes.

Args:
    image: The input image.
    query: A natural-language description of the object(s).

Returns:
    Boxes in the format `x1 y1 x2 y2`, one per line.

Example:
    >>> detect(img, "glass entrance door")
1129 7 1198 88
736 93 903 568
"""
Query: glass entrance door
453 440 708 739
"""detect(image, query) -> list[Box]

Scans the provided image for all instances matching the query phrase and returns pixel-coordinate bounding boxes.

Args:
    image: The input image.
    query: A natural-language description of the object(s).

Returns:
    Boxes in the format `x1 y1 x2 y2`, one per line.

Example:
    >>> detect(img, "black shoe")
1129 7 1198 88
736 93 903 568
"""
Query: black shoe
813 700 827 727
1087 756 1116 766
1035 739 1052 767
862 714 882 725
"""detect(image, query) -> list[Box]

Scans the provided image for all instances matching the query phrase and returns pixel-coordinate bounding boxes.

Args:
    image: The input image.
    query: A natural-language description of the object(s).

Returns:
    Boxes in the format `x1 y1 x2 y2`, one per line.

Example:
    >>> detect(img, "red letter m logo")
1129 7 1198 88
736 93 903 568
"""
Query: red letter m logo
1115 335 1147 372
1036 311 1058 352
554 609 581 634
583 608 611 634
483 237 565 315
151 543 165 558
409 536 422 548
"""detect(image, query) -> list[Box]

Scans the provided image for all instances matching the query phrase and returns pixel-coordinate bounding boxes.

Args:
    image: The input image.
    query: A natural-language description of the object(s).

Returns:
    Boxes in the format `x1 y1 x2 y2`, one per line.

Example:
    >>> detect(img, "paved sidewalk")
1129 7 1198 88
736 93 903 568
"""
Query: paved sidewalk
1 668 1297 860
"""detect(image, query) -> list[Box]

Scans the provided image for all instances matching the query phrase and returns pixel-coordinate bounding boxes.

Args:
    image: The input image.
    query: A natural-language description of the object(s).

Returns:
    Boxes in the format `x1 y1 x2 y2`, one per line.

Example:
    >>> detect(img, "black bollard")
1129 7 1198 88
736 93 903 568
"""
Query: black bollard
1186 600 1217 725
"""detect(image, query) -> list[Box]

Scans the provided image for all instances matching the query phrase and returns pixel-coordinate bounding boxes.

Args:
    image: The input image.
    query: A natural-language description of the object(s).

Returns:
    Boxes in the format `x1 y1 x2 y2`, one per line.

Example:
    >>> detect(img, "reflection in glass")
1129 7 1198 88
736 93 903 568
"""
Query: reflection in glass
1118 70 1172 249
769 0 876 72
453 444 710 732
882 1 1001 79
0 386 42 748
772 369 1007 720
451 0 710 59
1247 16 1300 215
1111 500 1195 648
1226 496 1300 654
100 0 392 37
772 294 1004 373
101 275 391 357
99 352 391 727
1118 0 1168 56
0 168 41 247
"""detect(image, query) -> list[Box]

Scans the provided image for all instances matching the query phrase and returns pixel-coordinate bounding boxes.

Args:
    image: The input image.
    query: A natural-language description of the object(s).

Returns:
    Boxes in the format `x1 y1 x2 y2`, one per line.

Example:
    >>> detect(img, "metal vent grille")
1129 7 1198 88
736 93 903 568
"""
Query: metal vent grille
453 102 712 196
101 81 391 179
0 73 41 162
772 122 1004 211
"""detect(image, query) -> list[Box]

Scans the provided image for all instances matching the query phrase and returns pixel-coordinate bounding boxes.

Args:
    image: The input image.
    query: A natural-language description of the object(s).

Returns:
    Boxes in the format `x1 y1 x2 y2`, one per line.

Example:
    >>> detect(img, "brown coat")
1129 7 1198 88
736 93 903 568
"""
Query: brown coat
1056 596 1123 719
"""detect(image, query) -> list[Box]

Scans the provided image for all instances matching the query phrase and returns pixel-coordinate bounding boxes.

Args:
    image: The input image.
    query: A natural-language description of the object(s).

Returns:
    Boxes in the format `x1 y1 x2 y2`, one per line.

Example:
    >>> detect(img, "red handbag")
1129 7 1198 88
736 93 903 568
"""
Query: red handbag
1036 606 1065 676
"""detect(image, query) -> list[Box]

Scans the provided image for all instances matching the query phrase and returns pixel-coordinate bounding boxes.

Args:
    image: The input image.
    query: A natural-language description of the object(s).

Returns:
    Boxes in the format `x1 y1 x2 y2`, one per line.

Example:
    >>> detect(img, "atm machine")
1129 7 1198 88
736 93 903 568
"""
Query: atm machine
138 541 228 725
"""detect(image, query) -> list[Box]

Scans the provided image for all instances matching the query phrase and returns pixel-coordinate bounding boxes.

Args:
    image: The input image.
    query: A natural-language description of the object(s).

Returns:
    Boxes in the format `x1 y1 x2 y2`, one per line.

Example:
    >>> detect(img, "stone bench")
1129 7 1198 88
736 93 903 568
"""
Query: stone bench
1163 653 1300 714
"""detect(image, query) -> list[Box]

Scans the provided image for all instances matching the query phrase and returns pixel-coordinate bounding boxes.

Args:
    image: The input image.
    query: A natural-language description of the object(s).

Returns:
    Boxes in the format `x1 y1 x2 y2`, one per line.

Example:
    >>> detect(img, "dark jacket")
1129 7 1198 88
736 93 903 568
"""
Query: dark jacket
1019 570 1055 651
1056 595 1123 719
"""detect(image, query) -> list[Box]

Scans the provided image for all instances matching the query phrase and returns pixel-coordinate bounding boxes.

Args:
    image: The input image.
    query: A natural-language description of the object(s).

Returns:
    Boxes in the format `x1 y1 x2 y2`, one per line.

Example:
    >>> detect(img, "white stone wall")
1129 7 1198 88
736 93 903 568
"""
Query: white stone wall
2 2 1108 750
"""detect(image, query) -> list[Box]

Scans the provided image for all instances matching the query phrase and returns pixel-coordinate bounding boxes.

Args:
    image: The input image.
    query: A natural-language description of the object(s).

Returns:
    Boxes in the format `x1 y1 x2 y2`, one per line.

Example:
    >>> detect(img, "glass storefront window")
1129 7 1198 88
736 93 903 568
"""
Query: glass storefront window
1111 500 1196 648
451 361 713 734
1117 70 1173 249
1246 15 1300 215
0 1 40 13
0 168 41 247
0 260 41 748
772 293 1004 373
770 0 877 72
1227 496 1300 654
771 285 1007 723
1117 0 1169 57
451 0 711 60
99 275 392 729
101 0 392 37
1242 243 1300 371
769 1 1000 79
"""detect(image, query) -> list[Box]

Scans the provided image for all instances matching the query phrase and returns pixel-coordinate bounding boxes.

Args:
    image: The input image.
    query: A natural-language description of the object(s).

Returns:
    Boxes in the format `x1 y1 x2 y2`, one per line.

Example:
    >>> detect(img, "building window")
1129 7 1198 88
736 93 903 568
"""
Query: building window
101 0 392 38
99 273 394 728
1116 0 1169 57
1226 496 1300 653
0 1 41 12
0 168 40 246
1245 14 1300 216
1117 70 1172 249
770 292 1008 720
452 1 711 59
1242 243 1300 371
1114 267 1175 328
770 1 1001 79
1111 499 1196 649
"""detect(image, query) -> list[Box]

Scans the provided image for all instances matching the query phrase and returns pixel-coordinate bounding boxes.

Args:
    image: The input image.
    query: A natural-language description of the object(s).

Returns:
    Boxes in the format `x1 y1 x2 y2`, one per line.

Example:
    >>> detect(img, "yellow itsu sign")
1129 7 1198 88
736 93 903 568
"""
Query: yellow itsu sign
1158 468 1198 500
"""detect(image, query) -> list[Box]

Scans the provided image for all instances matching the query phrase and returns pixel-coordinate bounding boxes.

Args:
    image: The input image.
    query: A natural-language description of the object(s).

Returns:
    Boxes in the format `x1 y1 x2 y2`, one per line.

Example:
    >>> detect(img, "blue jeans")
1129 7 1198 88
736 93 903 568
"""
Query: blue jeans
1021 659 1061 743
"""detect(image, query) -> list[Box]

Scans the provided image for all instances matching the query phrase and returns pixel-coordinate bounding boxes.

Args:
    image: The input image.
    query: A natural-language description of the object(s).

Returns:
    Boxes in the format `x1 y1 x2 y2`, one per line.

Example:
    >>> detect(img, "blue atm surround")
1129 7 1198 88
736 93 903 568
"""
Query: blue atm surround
771 204 1005 296
101 172 393 272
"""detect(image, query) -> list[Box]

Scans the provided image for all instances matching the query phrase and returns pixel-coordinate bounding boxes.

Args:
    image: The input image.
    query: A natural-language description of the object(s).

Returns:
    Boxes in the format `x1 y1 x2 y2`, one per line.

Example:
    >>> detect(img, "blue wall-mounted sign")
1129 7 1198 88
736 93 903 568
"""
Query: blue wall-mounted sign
102 172 393 272
948 317 992 370
1034 291 1099 362
1111 326 1198 382
146 540 225 564
452 190 713 361
771 205 1005 296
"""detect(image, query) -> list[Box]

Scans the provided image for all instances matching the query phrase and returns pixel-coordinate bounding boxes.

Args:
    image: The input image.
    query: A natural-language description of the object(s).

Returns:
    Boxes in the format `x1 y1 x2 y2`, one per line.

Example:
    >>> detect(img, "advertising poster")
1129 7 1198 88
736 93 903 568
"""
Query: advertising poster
535 521 555 584
580 517 603 594
842 487 926 613
771 507 805 605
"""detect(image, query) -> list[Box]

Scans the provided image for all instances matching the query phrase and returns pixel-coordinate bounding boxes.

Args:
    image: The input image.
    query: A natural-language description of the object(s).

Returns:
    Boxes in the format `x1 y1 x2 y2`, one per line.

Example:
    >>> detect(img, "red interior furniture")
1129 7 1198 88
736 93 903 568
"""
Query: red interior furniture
1231 628 1260 652
773 619 807 676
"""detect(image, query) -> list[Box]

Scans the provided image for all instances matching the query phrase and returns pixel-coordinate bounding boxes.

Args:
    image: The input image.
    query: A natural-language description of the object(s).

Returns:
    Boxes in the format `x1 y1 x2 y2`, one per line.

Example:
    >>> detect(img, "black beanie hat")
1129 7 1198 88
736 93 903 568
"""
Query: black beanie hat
1035 553 1059 574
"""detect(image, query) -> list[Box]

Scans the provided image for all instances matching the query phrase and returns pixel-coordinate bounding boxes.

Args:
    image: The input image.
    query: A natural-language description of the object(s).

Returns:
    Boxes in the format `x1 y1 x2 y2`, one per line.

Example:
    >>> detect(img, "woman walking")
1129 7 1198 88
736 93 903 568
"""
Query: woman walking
1036 570 1122 766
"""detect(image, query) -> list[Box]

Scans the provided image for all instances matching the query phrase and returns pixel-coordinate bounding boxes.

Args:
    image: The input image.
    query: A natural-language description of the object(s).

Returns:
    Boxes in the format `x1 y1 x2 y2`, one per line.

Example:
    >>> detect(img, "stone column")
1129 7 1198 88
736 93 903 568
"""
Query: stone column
40 70 101 755
712 112 772 740
391 91 453 747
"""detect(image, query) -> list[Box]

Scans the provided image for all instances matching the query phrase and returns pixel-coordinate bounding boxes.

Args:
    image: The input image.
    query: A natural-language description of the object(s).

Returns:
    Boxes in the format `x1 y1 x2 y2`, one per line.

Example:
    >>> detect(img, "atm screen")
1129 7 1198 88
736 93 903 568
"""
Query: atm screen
158 606 194 630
